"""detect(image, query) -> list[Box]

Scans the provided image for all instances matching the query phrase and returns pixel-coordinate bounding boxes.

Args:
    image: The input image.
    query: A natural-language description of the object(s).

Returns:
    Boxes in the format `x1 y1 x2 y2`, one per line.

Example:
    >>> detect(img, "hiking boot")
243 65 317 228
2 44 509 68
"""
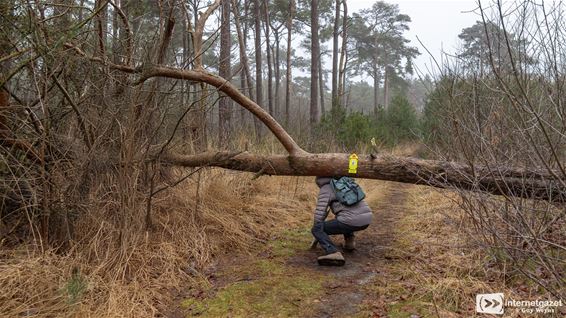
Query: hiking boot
309 239 318 250
317 251 345 266
344 236 355 251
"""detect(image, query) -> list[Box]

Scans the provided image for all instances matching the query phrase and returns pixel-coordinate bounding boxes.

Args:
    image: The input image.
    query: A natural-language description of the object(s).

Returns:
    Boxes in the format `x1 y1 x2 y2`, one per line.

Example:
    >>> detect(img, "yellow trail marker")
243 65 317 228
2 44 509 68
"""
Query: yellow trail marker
348 153 358 174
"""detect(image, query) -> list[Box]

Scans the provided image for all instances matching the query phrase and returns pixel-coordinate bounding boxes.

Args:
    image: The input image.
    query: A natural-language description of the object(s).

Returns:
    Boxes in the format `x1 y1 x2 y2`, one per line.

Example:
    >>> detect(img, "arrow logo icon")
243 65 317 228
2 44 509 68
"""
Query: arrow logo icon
484 298 501 308
476 293 504 315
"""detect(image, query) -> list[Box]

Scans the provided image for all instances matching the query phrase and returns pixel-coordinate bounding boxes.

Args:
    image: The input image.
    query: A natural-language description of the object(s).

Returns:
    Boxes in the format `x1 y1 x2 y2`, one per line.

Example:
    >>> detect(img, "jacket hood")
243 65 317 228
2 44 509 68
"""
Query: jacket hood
315 176 333 188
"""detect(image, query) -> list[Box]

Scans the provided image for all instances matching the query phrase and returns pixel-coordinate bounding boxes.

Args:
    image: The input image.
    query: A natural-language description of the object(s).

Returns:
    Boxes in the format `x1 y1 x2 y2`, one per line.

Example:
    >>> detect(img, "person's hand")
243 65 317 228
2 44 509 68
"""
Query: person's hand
309 238 318 250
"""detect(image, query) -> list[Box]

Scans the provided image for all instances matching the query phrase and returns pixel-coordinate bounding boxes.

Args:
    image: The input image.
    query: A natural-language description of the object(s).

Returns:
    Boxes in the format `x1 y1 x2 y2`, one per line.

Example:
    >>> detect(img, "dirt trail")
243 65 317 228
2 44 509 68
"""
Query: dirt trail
177 181 414 317
290 182 409 317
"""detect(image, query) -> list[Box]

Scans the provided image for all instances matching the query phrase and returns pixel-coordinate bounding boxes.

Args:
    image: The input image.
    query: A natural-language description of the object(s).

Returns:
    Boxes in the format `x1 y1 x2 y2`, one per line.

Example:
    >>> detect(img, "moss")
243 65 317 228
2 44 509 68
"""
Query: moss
269 228 312 258
209 277 317 316
182 228 324 317
182 260 323 317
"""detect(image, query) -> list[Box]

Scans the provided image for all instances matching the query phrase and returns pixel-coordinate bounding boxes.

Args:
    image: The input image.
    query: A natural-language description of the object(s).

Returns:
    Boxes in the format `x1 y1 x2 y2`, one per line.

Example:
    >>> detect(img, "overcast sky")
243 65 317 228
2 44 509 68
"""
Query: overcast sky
348 0 481 76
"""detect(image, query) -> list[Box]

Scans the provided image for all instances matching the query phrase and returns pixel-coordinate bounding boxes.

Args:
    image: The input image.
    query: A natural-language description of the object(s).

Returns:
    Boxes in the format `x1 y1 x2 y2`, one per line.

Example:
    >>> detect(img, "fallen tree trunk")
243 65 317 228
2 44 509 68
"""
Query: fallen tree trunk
161 151 566 203
63 26 566 204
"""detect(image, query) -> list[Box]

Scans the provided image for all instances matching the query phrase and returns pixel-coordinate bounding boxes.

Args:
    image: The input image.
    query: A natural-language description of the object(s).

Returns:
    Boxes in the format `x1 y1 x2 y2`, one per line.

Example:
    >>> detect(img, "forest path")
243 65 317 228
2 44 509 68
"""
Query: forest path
310 183 410 317
302 181 408 317
176 181 434 317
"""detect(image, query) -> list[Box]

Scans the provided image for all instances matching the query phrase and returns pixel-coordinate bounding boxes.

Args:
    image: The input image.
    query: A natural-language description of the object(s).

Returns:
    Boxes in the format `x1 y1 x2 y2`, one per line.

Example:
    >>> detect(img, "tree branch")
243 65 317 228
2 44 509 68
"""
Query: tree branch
194 0 221 68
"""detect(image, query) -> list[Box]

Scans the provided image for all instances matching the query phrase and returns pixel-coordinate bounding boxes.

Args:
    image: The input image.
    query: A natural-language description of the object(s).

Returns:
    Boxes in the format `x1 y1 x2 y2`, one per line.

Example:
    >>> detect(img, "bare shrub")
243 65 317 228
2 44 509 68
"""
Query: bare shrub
423 0 566 299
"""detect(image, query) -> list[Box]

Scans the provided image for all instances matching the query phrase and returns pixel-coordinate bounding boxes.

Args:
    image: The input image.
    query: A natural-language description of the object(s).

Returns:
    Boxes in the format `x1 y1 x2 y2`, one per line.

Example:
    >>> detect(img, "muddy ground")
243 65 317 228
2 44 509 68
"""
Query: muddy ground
171 180 444 317
289 183 407 317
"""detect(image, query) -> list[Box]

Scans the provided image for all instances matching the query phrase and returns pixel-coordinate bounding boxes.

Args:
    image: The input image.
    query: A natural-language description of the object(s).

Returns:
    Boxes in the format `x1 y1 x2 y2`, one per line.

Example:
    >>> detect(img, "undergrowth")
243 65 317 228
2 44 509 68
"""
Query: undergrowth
0 170 315 317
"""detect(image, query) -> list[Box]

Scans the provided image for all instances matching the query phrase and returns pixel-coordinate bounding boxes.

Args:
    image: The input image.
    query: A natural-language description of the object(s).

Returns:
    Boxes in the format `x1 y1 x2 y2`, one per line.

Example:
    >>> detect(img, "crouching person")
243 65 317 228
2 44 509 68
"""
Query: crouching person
311 176 373 266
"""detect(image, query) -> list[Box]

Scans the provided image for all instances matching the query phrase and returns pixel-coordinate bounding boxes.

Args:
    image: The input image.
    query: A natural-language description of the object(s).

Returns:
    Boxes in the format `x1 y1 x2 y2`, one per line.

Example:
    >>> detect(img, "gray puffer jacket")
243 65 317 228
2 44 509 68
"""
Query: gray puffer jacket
313 177 373 227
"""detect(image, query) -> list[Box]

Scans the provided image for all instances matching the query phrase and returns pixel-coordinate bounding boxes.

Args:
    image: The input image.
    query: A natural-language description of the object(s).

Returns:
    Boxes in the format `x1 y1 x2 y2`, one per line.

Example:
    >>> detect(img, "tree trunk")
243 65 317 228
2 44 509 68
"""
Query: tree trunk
263 0 274 116
94 0 108 56
373 63 379 109
383 67 389 108
285 0 294 127
182 4 192 137
0 2 11 132
331 0 340 111
92 0 109 144
232 0 254 128
310 0 320 126
161 151 566 203
73 43 566 204
111 0 119 64
219 0 232 145
254 0 263 136
338 0 348 109
273 26 281 120
319 57 325 115
239 64 247 127
192 0 221 150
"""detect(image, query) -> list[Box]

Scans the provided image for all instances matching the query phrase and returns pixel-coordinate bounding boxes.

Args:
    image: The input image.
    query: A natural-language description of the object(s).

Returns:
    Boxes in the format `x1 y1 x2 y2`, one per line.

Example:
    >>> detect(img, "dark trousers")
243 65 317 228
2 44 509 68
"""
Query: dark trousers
311 219 369 254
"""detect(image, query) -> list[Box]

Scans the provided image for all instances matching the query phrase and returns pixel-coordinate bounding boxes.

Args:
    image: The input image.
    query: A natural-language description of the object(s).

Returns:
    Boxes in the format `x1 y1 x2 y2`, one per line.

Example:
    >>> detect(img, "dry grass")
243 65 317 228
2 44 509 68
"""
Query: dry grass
354 183 508 316
388 187 496 316
375 185 564 317
0 169 317 317
5 139 553 317
0 130 362 317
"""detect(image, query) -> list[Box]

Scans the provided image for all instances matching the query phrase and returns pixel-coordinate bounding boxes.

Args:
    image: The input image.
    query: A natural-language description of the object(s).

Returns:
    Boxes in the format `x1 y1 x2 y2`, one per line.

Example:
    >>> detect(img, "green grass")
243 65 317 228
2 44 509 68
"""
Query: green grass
64 269 87 304
270 228 312 258
182 268 322 317
182 227 324 317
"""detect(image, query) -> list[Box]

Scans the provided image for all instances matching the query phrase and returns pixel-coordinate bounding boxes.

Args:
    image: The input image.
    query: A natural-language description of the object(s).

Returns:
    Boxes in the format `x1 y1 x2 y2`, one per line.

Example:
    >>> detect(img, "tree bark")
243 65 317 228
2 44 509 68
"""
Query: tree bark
181 4 190 133
94 0 108 56
373 63 379 109
319 57 325 115
310 0 320 126
337 0 347 108
331 0 340 111
219 0 232 145
285 0 295 127
111 0 119 63
383 67 389 108
263 0 274 116
161 151 566 203
232 0 254 128
254 0 263 136
272 25 281 120
0 2 12 137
